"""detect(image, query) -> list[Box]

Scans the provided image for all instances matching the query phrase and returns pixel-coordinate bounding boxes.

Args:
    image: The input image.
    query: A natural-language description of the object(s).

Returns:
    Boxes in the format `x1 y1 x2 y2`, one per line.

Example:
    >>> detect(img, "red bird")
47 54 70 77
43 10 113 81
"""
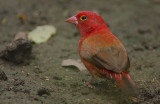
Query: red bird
66 11 138 96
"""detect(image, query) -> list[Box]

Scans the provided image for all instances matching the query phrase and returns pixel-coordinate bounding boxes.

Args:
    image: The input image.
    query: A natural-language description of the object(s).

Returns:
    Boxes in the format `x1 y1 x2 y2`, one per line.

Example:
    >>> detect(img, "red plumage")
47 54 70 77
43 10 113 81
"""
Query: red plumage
66 11 138 96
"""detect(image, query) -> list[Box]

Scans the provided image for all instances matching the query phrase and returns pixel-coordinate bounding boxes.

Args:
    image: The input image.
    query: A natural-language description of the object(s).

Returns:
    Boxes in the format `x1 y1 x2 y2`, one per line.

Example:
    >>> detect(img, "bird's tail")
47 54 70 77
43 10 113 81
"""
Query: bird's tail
108 71 138 96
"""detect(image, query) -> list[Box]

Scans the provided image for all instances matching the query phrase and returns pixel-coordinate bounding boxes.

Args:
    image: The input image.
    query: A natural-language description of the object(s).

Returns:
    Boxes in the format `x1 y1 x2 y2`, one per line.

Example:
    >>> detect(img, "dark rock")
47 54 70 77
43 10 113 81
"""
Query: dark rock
137 28 152 34
53 76 62 80
0 39 32 64
0 69 8 81
37 88 50 96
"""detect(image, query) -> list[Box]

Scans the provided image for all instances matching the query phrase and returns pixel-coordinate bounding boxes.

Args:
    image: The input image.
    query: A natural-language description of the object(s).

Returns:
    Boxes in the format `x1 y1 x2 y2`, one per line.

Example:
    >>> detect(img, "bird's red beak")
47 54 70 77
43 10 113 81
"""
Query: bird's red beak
65 16 78 25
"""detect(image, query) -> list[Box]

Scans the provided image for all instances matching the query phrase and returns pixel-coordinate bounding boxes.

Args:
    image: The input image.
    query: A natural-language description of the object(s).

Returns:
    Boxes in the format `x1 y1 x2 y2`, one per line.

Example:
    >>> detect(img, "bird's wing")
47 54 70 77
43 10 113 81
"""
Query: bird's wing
80 33 130 73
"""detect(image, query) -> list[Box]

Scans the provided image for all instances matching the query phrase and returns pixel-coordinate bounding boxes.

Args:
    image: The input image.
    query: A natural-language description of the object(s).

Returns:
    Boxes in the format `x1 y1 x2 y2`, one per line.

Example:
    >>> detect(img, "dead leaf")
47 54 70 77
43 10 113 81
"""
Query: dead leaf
16 14 27 24
1 18 7 24
28 25 56 44
62 59 87 72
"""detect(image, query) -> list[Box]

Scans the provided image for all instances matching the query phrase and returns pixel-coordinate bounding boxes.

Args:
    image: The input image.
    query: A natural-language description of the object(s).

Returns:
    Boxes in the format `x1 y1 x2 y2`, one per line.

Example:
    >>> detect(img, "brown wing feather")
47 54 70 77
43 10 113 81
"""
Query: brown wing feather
91 46 130 73
80 33 130 73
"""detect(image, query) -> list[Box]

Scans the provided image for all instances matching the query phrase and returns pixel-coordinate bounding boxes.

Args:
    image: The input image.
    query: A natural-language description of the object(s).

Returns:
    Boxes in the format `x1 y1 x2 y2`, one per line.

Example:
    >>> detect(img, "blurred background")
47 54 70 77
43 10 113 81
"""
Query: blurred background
0 0 160 104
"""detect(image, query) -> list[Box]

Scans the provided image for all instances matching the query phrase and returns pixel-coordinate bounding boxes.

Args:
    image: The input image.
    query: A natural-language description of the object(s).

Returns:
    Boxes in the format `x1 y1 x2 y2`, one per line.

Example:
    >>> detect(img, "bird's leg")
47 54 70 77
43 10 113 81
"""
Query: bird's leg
84 77 95 88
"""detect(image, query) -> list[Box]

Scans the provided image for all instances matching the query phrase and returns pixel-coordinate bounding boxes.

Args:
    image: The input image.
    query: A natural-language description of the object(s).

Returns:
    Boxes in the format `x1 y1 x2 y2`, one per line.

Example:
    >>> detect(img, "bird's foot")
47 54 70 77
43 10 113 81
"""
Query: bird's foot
128 96 138 102
84 81 95 88
113 83 118 87
84 77 95 88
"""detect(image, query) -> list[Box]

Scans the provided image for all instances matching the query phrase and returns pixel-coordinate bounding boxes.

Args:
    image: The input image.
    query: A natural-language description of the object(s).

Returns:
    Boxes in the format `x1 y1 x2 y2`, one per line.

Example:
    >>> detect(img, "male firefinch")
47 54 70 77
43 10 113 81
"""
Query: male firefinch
66 11 138 96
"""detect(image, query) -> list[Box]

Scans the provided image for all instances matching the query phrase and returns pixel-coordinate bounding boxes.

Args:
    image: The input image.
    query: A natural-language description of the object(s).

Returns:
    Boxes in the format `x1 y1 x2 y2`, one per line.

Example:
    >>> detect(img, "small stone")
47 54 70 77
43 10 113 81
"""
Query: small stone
0 69 8 81
37 88 50 96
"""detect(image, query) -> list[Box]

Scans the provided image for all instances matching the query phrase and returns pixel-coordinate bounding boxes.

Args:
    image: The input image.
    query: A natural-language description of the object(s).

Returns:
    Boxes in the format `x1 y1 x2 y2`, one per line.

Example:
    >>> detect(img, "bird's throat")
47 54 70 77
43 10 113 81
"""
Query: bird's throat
79 25 110 37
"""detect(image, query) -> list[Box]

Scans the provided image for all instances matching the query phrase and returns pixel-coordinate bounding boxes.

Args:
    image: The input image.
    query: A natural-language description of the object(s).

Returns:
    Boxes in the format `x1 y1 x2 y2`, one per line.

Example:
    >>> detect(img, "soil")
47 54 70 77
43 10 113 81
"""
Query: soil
0 0 160 104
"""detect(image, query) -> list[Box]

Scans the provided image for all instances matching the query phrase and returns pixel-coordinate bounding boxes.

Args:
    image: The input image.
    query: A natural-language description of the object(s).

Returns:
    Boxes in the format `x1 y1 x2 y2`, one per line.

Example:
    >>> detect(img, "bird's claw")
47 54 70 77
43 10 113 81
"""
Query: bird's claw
128 96 138 102
84 81 95 89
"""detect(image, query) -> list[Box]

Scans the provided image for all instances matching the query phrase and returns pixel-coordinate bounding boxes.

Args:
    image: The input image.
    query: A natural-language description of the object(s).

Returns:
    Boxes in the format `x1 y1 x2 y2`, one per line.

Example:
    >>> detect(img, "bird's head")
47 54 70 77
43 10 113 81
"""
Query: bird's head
66 11 109 36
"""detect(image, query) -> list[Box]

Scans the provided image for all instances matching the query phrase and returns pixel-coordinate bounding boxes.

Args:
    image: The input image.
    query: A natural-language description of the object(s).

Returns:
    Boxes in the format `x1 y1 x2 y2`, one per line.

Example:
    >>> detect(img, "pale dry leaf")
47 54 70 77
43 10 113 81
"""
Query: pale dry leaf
62 59 87 72
28 25 56 44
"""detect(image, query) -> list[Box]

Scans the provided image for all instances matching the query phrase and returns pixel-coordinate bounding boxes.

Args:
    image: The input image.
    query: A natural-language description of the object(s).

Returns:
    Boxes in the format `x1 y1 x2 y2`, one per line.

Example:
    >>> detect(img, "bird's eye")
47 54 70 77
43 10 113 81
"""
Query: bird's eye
80 15 87 21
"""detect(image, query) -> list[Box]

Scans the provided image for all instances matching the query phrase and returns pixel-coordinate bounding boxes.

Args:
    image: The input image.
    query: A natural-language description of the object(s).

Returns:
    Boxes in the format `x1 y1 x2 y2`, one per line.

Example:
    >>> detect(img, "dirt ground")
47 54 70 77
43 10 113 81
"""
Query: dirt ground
0 0 160 104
